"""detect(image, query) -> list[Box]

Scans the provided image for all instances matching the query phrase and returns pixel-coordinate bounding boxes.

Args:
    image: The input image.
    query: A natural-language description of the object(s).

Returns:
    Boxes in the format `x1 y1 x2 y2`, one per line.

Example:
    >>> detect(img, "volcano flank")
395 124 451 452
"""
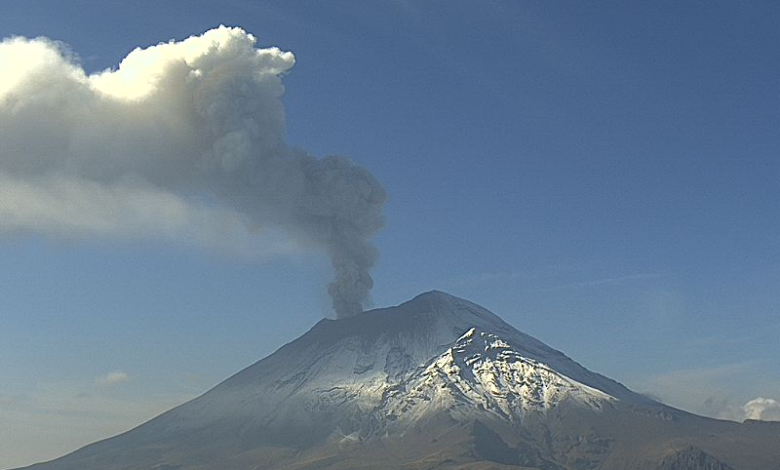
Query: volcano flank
17 291 780 470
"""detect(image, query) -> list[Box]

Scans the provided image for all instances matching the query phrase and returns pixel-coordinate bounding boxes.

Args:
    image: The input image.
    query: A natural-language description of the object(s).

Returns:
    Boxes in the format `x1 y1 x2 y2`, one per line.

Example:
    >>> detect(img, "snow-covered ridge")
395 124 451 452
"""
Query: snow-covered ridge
379 326 614 426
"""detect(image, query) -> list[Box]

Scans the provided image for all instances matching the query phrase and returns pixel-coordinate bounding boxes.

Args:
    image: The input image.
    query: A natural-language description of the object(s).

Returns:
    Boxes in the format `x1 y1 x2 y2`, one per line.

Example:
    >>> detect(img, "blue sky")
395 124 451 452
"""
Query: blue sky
1 1 779 467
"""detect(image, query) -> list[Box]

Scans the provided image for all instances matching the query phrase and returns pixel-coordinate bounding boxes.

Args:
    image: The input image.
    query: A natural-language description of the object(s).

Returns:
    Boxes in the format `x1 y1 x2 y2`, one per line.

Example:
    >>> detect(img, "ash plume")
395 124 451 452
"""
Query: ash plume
0 26 385 318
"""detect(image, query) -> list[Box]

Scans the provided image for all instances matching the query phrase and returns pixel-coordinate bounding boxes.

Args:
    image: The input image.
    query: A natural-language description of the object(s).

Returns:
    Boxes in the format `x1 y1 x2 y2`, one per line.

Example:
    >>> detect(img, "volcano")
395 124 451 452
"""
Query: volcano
17 291 780 470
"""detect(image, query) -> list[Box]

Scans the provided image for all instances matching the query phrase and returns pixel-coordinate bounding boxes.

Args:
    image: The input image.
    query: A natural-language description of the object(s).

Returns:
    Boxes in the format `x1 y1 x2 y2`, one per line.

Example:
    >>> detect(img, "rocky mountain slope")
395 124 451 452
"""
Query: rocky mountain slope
17 291 780 470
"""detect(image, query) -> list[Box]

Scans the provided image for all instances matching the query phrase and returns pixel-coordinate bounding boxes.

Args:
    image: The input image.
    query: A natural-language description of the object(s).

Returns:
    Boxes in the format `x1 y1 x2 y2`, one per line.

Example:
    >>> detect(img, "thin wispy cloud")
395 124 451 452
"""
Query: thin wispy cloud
541 272 669 291
445 267 670 292
95 371 130 387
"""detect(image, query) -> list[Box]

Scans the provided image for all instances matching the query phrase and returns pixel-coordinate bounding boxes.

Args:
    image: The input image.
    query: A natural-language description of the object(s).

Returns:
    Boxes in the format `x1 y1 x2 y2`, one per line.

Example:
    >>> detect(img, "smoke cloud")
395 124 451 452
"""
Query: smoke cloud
0 26 386 318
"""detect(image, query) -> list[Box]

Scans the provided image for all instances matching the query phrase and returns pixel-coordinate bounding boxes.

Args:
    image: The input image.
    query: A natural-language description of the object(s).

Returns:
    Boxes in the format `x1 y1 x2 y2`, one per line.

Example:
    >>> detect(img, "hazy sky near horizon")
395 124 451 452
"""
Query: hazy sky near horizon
1 1 779 468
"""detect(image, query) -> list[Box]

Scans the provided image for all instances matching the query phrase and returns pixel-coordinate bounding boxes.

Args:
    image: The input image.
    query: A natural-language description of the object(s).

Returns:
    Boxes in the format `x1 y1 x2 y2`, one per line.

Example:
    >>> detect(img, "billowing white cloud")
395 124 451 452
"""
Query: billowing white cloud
0 26 385 317
95 371 130 386
743 397 780 421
